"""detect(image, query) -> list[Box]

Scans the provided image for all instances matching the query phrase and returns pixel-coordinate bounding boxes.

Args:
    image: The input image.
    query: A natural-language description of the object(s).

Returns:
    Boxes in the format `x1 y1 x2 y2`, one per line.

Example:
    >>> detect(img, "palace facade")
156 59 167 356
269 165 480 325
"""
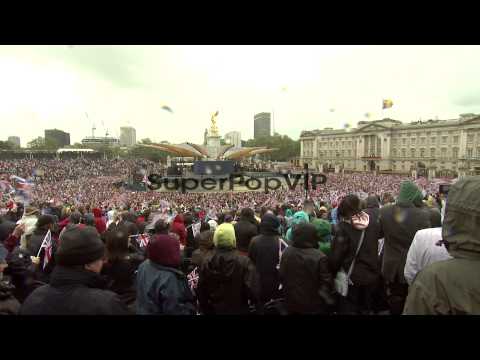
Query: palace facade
299 114 480 178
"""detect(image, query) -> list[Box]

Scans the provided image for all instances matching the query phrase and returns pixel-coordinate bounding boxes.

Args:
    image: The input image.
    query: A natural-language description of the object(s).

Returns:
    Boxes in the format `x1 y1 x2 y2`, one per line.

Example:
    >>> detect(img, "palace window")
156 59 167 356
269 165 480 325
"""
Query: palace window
411 138 416 145
467 134 474 143
442 136 448 144
441 148 447 158
402 149 406 157
453 136 459 145
411 149 416 158
420 148 425 158
430 148 436 157
392 149 397 157
431 137 436 144
402 138 406 145
467 148 473 158
453 148 459 159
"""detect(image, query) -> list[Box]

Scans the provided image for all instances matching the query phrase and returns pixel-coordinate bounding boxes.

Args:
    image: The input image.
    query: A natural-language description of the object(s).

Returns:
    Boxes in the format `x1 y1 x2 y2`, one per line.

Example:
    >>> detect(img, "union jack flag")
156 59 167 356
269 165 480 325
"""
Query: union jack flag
41 230 52 270
137 233 150 248
187 267 199 295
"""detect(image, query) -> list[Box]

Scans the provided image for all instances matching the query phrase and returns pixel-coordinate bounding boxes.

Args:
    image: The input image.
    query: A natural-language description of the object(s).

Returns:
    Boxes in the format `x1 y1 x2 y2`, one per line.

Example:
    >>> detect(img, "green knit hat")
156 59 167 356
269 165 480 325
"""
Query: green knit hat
397 181 423 204
213 223 236 249
311 218 332 241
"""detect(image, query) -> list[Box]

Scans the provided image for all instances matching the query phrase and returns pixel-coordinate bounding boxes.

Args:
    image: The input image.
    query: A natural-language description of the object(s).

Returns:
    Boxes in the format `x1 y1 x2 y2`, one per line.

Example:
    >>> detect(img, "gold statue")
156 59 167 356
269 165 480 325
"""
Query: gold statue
210 110 219 136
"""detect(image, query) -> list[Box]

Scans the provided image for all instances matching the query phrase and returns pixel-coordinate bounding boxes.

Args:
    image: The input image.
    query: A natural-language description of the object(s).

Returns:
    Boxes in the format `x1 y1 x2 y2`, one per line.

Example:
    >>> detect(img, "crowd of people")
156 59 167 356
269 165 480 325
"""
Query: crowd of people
0 156 478 315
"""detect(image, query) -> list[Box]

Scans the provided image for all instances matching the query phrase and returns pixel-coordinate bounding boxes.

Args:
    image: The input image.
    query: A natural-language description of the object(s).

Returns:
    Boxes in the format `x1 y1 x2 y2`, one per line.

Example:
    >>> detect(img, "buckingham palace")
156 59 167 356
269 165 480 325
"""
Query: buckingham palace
299 114 480 178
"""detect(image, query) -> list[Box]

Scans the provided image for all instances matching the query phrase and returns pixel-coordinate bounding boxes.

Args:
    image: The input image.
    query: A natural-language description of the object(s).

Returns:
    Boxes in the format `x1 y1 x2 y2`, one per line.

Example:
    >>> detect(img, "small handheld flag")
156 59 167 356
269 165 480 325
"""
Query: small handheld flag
382 99 393 109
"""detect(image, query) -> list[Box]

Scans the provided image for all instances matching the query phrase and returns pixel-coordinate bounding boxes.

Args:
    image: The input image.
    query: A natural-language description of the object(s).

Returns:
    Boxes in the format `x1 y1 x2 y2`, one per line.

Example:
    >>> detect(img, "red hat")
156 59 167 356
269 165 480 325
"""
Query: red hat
146 234 180 268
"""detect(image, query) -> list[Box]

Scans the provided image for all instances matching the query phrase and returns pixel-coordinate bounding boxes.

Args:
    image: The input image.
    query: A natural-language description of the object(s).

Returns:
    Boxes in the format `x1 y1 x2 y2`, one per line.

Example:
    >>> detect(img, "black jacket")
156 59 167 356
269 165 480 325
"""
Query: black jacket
379 202 431 284
102 253 144 311
20 266 130 315
279 225 335 314
234 218 259 253
249 232 282 303
198 248 258 314
329 218 381 287
0 280 21 315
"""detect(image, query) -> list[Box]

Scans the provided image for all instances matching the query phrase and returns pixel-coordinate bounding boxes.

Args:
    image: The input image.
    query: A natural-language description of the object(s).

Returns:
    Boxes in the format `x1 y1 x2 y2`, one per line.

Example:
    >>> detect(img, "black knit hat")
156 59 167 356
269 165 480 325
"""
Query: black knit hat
37 215 55 229
56 226 105 266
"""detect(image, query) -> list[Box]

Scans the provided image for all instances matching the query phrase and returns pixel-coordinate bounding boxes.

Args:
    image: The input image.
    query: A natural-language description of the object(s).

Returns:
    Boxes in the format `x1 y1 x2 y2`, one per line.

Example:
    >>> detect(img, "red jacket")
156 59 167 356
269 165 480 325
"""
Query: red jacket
170 214 187 246
4 234 19 253
93 208 106 234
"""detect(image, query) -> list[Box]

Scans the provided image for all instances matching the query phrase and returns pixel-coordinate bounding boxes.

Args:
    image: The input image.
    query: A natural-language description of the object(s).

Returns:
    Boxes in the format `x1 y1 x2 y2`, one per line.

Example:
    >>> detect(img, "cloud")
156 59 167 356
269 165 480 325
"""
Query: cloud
45 46 146 89
452 92 480 107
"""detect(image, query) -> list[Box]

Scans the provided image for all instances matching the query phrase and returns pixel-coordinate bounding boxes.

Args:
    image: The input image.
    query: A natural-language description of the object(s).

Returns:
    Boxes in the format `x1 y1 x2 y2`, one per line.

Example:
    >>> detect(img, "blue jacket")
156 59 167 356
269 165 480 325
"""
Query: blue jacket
136 260 196 315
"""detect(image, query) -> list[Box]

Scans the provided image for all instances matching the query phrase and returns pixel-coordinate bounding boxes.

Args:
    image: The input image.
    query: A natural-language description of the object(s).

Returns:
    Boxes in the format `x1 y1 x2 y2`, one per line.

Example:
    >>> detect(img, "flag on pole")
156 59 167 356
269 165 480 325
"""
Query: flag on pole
42 230 53 270
137 234 150 248
142 174 152 186
382 99 394 109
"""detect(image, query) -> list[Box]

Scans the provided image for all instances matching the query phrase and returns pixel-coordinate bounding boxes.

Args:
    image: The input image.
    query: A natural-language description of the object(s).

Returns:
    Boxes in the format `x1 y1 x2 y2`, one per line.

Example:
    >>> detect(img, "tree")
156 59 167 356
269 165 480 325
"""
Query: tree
128 144 169 162
244 133 300 161
0 141 14 150
140 138 152 145
27 137 45 149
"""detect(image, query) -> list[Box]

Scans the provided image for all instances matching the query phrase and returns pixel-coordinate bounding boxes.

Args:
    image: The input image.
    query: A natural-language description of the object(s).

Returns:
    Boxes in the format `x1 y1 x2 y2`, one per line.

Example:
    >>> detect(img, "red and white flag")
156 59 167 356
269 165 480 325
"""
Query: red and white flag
38 230 52 270
137 233 150 248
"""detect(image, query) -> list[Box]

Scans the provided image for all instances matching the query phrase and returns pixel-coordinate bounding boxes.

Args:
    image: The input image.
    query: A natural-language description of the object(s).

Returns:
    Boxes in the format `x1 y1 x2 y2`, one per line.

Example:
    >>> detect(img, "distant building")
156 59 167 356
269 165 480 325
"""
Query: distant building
299 114 480 177
120 127 136 147
7 136 20 148
45 129 70 147
224 131 242 148
81 136 120 147
254 113 271 139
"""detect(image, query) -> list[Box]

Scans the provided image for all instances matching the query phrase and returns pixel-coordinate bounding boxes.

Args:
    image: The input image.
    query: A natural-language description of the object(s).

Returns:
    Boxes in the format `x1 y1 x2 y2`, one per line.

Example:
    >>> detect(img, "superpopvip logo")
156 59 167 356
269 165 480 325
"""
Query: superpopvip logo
146 173 327 193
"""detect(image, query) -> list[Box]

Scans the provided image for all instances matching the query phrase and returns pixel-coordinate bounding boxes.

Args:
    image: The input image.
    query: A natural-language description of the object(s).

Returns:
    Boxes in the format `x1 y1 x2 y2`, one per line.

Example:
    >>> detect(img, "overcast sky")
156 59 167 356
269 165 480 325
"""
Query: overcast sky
1 45 480 147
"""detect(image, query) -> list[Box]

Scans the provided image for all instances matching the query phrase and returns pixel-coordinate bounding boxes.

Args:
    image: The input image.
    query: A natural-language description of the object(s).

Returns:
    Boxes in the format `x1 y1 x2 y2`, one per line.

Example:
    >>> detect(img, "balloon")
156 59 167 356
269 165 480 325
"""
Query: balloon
329 108 335 112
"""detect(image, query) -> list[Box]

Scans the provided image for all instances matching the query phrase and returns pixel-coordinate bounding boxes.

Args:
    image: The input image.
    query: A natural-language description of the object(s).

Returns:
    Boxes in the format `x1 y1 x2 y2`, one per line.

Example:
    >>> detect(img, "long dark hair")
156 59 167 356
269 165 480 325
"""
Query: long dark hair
337 194 361 220
105 227 129 263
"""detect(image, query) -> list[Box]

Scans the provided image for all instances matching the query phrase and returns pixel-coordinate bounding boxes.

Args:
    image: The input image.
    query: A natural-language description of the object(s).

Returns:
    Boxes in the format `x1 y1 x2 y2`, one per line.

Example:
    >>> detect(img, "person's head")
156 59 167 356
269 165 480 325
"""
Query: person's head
56 226 105 273
397 181 424 206
84 214 95 227
198 230 214 251
442 176 480 257
292 211 310 226
338 194 361 220
240 208 255 221
36 214 56 232
154 219 169 234
207 219 218 231
291 223 319 249
259 213 280 236
311 218 332 243
303 199 315 215
199 221 210 233
147 233 180 268
69 211 82 225
105 227 129 262
366 195 380 209
213 223 236 249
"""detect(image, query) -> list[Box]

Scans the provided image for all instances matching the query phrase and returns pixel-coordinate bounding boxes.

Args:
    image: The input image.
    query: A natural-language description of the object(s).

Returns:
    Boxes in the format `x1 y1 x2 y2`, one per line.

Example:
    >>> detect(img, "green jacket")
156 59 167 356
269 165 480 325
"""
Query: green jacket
404 177 480 315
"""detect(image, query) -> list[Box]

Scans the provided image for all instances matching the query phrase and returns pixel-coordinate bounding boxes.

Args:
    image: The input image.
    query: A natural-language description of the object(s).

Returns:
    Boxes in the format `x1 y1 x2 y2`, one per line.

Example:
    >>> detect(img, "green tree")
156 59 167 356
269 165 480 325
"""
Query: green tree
245 133 300 161
27 137 45 149
128 144 169 162
140 138 152 145
0 141 14 150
